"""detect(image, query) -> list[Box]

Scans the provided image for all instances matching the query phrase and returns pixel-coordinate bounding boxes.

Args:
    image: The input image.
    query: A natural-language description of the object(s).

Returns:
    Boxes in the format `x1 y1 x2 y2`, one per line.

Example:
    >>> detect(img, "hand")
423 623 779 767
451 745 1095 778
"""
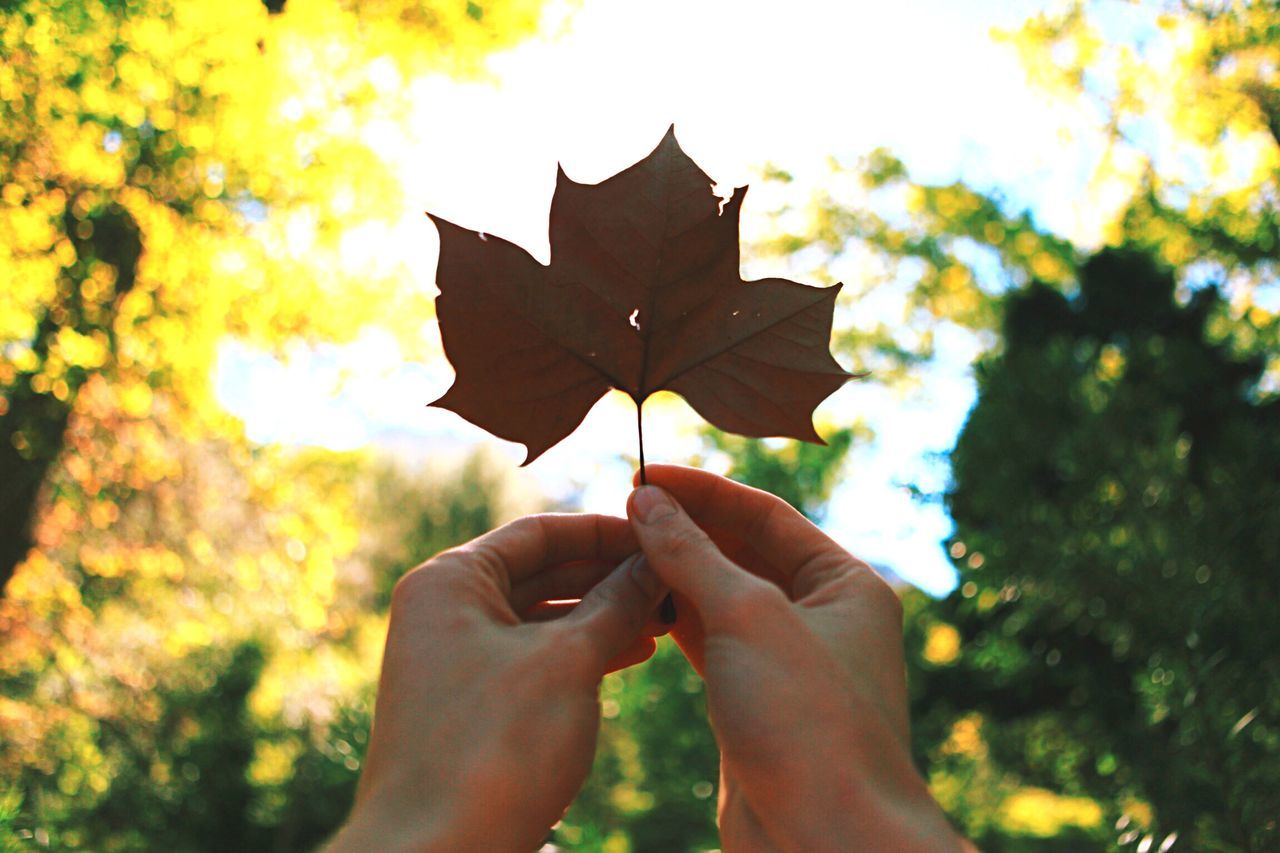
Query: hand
329 513 668 852
627 466 961 852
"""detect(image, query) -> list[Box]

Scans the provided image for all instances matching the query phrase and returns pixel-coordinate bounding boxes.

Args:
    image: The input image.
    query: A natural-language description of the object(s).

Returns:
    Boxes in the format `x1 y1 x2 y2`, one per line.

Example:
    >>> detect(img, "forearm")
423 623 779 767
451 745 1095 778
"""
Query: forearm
727 779 961 853
721 728 962 853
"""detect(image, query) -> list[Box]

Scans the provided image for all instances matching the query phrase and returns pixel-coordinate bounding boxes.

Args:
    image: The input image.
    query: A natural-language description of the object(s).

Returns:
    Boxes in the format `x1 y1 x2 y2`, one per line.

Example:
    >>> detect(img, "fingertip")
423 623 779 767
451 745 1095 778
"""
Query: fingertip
628 553 665 602
629 485 678 525
566 553 668 668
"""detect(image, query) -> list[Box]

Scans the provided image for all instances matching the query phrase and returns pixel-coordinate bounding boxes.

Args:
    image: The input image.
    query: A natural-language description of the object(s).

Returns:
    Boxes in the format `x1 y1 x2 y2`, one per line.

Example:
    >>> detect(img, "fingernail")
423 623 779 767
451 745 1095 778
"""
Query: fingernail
631 485 676 524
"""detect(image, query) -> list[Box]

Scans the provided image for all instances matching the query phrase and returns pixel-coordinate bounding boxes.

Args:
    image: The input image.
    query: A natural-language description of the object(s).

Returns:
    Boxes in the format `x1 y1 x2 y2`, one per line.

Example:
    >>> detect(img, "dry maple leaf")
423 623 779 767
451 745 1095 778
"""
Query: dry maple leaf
428 126 856 465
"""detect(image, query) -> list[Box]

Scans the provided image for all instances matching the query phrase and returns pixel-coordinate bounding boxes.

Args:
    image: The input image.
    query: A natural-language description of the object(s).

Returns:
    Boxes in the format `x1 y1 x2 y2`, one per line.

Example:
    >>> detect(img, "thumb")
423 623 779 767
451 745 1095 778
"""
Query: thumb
627 485 756 618
563 552 667 668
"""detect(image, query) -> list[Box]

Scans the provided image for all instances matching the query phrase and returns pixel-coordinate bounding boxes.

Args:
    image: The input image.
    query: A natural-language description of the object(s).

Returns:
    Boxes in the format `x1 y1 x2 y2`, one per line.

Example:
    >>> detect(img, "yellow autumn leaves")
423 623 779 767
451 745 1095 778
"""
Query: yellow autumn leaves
1 0 547 830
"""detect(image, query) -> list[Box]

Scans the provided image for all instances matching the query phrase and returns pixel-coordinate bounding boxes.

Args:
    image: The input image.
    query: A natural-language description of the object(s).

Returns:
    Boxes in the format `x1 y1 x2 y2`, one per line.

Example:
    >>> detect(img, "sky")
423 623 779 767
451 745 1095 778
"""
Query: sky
217 0 1121 596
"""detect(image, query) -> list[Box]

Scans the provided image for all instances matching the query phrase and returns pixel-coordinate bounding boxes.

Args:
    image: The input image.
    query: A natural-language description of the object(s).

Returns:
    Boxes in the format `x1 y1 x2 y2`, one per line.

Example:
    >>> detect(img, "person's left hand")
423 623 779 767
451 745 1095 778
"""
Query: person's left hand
328 513 668 852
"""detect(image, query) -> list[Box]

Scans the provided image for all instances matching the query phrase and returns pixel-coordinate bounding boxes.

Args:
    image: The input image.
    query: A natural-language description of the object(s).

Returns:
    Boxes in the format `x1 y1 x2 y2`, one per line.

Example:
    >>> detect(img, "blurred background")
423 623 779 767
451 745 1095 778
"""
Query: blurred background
1 0 1277 850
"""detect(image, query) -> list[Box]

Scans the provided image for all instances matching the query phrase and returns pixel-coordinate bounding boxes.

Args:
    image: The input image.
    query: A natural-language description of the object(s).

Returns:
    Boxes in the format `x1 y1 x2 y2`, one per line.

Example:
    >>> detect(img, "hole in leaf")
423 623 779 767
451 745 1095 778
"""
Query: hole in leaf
629 308 641 331
478 232 487 241
711 182 732 216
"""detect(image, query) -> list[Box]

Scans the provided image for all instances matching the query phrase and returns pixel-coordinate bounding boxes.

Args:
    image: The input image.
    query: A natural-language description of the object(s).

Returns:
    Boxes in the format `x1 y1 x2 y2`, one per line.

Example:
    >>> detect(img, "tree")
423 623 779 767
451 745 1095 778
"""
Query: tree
0 0 545 846
904 248 1280 850
752 2 1277 386
1002 0 1280 279
742 3 1278 847
1 0 543 591
0 445 521 849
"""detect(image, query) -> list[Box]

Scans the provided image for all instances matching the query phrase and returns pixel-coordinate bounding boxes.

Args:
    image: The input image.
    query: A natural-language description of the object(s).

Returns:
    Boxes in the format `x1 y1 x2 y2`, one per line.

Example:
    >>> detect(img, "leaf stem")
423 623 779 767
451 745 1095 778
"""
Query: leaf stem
637 397 676 624
637 397 647 485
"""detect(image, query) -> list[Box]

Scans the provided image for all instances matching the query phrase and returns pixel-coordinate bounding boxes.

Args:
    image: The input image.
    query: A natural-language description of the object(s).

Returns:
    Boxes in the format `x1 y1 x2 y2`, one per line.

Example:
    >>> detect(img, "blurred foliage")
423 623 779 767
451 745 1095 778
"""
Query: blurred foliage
0 0 544 587
907 249 1279 851
357 450 512 608
0 788 23 852
1003 1 1280 276
0 0 543 847
755 1 1278 388
1 448 519 848
3 0 1279 850
746 2 1280 849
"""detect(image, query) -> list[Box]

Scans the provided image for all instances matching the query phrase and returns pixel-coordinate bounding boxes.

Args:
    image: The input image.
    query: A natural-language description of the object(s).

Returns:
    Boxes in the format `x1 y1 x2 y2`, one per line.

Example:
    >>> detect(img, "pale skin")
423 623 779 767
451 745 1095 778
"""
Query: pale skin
328 465 963 852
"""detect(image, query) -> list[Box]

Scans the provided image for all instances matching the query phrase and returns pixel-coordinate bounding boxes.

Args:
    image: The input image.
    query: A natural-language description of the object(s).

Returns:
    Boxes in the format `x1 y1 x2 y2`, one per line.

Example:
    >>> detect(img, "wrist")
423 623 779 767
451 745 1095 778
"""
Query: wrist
328 790 544 853
796 775 960 852
840 784 961 851
327 789 477 853
723 748 960 852
326 802 452 853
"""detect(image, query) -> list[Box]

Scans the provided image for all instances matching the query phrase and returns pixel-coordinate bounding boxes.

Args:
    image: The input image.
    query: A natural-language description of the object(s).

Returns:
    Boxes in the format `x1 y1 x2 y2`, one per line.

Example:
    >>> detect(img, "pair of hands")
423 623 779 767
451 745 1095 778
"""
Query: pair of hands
330 465 960 851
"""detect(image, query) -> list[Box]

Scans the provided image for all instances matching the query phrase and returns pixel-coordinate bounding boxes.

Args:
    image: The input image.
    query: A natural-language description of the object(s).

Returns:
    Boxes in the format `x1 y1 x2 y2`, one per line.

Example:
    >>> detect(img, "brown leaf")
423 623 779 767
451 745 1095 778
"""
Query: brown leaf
428 126 855 464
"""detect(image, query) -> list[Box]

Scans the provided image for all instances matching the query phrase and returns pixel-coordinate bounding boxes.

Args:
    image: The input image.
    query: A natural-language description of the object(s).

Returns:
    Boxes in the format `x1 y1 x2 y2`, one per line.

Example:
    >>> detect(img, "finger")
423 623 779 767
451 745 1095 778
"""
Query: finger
509 559 616 613
694 521 789 590
627 485 768 619
446 513 637 593
665 591 708 674
635 464 861 600
560 553 668 667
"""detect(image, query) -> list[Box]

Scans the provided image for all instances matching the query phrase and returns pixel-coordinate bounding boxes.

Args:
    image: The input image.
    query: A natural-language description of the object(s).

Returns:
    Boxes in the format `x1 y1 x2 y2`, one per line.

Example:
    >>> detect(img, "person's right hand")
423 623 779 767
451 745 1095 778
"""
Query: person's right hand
627 465 961 852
